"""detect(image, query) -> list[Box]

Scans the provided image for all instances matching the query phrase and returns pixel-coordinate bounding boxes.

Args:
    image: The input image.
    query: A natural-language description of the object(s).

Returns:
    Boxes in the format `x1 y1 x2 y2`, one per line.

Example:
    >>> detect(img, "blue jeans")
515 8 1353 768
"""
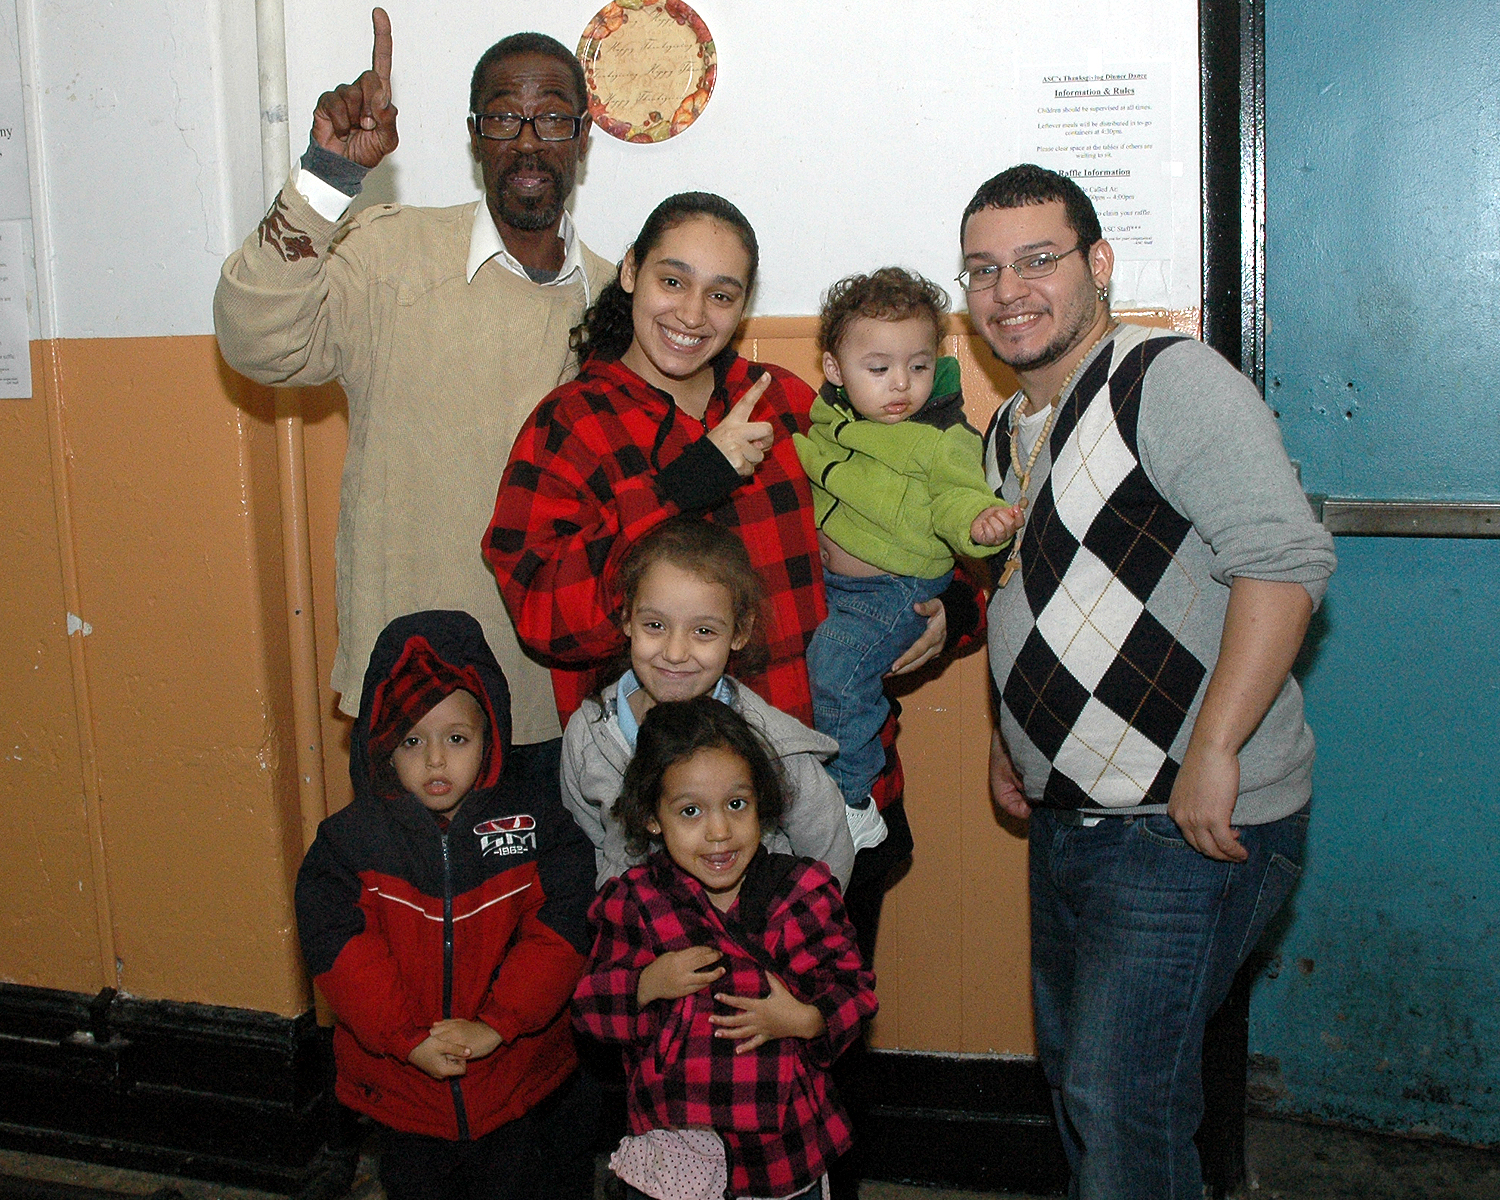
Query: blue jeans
1028 805 1309 1200
807 568 952 806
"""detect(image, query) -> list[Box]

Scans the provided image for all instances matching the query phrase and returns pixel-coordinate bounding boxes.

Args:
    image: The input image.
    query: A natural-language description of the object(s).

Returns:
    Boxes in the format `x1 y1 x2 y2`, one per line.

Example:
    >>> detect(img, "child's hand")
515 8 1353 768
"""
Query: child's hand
429 1018 502 1062
637 946 725 1006
710 973 826 1053
971 503 1024 547
408 1032 469 1079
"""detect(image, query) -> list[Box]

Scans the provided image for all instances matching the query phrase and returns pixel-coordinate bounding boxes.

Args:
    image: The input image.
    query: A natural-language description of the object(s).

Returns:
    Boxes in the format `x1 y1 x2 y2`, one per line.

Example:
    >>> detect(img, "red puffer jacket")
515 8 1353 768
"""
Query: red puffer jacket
295 610 596 1139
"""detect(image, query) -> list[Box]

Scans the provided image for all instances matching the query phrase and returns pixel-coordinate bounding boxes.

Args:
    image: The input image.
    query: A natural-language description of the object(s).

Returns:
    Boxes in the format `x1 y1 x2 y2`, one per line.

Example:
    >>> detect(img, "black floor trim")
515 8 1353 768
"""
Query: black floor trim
0 984 330 1193
841 1049 1070 1195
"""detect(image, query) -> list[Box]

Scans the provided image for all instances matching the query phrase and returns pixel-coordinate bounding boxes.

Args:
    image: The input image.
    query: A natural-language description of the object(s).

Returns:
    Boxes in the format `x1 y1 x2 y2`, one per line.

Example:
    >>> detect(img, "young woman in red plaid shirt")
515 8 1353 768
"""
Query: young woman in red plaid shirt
572 696 876 1199
484 193 980 955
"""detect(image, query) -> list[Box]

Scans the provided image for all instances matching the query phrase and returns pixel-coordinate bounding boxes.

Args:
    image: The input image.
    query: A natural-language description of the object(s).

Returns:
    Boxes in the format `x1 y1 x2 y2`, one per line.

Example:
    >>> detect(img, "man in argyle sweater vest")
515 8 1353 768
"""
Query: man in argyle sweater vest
963 165 1335 1199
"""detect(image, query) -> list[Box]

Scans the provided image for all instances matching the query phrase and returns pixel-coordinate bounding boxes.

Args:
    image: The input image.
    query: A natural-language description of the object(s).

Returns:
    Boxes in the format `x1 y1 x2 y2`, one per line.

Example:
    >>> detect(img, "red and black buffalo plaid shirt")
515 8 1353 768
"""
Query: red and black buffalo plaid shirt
572 852 877 1197
485 350 966 808
486 354 820 711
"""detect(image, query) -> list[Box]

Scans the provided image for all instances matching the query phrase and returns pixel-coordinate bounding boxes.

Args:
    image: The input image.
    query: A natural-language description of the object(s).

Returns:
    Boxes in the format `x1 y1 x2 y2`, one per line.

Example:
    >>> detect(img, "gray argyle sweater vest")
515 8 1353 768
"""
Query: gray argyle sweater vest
984 328 1208 812
984 324 1326 820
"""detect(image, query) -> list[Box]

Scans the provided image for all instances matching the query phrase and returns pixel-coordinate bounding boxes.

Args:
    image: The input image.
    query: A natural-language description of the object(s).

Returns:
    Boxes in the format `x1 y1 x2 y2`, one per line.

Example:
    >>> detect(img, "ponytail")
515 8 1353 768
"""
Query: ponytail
570 275 635 363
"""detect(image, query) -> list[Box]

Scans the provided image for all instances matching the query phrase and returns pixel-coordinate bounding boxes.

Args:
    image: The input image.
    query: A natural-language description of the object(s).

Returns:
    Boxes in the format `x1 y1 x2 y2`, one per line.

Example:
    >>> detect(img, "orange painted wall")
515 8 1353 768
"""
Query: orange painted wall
0 310 1191 1043
0 344 100 994
0 337 310 1016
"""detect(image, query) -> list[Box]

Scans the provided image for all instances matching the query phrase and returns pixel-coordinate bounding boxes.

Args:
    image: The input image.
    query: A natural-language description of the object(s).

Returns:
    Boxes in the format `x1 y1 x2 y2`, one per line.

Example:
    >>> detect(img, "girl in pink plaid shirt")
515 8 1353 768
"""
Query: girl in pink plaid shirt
572 696 877 1200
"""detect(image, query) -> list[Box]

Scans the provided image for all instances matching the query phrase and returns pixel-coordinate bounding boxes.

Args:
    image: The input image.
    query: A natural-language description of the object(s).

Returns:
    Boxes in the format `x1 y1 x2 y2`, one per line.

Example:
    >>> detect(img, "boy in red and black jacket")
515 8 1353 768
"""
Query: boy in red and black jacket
295 610 597 1200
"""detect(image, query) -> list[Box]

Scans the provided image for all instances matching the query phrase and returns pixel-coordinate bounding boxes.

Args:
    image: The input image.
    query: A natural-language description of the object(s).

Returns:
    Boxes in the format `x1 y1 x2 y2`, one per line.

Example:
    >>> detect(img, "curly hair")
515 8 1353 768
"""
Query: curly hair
612 695 785 859
612 516 767 681
817 266 950 359
571 192 760 364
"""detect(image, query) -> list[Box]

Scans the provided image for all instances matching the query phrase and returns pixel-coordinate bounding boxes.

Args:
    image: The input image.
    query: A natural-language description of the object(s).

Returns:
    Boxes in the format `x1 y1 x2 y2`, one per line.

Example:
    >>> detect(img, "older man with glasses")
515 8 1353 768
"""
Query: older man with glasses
964 163 1336 1200
214 10 605 1198
216 9 612 737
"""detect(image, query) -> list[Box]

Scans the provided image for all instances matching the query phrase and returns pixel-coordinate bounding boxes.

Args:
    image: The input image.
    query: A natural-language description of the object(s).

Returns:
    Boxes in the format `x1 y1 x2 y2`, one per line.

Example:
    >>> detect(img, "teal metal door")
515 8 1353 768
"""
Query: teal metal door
1251 0 1500 1142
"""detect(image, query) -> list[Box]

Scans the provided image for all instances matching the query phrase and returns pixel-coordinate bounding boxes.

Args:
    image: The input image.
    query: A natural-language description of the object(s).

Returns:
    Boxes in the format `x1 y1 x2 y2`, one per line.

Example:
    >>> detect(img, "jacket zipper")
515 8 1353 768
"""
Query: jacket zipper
441 830 471 1140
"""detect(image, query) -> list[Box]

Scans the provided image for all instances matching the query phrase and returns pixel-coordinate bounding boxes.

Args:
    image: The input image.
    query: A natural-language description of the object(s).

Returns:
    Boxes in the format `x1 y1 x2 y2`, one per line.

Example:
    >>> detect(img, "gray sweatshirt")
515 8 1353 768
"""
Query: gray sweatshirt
560 677 856 890
982 324 1336 825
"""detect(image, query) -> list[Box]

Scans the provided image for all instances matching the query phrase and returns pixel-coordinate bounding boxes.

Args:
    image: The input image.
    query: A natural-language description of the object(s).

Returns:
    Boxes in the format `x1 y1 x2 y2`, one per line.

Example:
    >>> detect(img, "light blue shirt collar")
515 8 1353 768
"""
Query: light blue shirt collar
614 670 736 750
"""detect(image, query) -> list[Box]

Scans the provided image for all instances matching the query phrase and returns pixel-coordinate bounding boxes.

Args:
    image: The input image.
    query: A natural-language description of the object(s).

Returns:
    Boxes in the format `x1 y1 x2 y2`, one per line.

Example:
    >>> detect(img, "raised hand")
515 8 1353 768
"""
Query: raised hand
311 7 399 167
707 373 775 476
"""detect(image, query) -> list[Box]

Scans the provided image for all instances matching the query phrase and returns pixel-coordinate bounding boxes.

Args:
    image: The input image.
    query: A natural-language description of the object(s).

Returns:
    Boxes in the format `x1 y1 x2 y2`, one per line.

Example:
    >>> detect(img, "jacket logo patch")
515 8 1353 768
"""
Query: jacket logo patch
474 814 537 857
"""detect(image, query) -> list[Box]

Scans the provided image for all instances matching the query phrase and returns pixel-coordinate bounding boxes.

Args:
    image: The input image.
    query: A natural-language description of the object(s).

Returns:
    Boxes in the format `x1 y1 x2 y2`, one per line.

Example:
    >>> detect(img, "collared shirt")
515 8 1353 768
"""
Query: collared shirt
464 200 590 298
613 669 737 750
291 162 591 300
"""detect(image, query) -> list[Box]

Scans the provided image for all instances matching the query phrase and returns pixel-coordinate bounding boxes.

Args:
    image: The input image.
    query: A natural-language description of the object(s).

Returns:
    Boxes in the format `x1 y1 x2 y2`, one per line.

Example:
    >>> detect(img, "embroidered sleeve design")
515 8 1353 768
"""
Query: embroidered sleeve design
257 195 317 262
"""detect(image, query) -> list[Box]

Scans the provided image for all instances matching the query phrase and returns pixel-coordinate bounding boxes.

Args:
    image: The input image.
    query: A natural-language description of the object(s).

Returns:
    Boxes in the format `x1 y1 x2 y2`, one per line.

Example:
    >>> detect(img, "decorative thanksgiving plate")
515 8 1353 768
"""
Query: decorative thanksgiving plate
577 0 716 143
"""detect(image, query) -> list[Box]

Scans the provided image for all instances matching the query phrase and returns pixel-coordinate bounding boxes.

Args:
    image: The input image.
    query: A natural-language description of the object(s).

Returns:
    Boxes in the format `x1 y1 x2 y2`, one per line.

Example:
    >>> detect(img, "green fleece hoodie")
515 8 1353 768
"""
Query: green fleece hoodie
793 357 1008 579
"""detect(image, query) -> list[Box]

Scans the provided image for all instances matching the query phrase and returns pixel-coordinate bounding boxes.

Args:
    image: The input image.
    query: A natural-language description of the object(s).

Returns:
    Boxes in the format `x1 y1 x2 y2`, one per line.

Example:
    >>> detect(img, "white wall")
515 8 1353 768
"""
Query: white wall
19 0 1200 339
288 0 1201 317
16 0 262 339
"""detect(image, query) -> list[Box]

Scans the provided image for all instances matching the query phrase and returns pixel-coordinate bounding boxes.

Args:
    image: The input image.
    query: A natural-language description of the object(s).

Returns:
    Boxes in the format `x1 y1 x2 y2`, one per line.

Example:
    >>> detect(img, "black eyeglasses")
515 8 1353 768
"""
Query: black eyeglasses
470 112 584 142
956 244 1087 293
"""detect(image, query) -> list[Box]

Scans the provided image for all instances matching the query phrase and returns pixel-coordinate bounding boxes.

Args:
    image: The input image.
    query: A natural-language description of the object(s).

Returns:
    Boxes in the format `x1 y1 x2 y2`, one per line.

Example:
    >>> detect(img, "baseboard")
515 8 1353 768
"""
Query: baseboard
0 984 331 1192
842 1049 1070 1195
585 1041 1070 1194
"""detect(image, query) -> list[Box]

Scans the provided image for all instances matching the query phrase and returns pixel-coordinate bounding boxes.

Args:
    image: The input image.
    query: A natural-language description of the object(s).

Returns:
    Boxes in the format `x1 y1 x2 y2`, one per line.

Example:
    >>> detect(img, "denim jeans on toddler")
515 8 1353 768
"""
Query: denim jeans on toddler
807 567 952 809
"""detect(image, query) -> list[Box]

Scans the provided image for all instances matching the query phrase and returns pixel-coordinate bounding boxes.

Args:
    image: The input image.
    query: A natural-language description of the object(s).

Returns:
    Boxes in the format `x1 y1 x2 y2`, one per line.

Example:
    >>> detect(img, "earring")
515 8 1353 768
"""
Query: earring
1096 283 1109 303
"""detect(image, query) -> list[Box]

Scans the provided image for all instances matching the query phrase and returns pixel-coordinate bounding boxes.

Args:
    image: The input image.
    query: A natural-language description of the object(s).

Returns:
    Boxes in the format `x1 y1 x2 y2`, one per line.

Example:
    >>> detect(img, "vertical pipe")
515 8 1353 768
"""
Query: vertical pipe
41 345 120 991
256 0 327 848
13 0 120 992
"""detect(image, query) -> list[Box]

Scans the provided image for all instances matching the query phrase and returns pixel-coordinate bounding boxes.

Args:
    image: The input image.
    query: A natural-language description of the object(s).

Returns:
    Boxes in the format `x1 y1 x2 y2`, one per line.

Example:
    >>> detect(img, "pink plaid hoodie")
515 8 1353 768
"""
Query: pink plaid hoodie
573 850 877 1197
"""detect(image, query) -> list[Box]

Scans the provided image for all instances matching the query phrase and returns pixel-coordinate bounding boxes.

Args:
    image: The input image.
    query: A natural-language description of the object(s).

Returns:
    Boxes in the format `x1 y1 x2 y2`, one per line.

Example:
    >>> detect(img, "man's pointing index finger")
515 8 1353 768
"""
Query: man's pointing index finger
371 7 393 90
